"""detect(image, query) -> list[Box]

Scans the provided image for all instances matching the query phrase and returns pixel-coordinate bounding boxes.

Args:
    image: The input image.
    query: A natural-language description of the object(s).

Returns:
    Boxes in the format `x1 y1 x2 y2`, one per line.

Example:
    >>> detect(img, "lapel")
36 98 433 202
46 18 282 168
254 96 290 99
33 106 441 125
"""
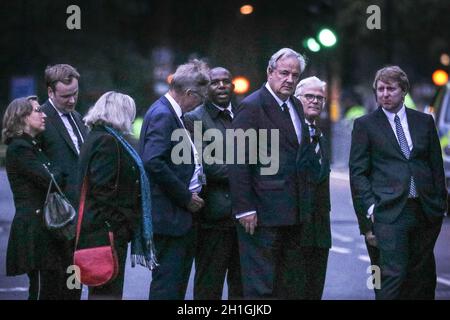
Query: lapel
318 135 330 181
161 96 184 129
44 101 79 155
161 96 195 165
374 107 405 159
205 102 229 134
405 108 419 157
259 86 299 149
72 112 88 139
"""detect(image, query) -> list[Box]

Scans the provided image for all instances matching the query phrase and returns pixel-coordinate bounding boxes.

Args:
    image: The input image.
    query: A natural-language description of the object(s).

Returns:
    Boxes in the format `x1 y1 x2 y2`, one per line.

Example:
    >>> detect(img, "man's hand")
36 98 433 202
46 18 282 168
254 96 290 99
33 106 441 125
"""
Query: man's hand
187 193 204 213
239 213 257 235
365 230 378 247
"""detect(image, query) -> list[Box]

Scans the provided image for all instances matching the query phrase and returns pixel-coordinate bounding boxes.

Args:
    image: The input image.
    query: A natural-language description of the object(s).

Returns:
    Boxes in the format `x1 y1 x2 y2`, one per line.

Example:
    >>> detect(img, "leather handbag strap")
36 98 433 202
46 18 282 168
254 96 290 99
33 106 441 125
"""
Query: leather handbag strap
75 133 121 249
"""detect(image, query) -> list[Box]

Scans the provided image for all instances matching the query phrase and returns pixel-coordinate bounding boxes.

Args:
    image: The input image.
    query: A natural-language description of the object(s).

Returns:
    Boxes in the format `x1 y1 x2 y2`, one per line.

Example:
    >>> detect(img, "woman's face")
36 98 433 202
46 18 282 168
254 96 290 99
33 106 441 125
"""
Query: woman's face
24 100 47 136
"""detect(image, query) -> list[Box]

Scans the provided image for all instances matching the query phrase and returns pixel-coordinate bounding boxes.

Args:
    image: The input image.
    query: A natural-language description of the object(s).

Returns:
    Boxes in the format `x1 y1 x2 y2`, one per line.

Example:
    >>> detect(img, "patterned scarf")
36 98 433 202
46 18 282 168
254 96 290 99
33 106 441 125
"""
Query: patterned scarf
104 126 158 270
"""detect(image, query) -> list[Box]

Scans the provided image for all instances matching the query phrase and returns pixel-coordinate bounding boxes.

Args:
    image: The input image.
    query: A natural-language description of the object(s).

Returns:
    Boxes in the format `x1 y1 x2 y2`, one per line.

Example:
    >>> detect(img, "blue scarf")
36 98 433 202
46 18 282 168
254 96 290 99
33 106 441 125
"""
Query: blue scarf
104 126 158 270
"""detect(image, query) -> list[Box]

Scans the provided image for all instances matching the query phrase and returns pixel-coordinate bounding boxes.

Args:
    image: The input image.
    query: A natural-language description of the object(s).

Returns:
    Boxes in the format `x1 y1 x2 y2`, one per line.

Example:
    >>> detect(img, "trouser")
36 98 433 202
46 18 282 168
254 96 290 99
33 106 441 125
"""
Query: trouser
149 229 196 300
194 226 243 300
373 199 443 300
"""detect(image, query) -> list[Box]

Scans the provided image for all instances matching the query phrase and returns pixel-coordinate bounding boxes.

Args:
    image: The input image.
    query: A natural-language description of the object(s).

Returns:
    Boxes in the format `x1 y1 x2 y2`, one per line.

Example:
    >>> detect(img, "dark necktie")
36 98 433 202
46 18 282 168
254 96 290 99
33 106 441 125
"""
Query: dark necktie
220 109 233 123
394 114 418 197
63 113 84 152
281 102 290 119
309 124 322 164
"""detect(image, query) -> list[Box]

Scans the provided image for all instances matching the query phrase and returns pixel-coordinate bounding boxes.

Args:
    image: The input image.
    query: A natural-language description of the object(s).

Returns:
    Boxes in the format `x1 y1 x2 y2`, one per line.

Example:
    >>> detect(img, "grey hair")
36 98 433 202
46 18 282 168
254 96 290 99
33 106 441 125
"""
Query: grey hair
295 76 327 98
267 48 306 74
170 59 210 97
2 95 38 144
84 91 136 134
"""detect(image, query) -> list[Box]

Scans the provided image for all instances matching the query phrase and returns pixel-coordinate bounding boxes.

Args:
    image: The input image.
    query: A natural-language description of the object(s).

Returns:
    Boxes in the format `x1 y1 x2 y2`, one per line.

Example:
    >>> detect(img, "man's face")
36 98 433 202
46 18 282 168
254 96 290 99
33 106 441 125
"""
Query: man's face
267 56 301 101
48 78 79 113
376 80 405 113
208 69 234 107
298 86 326 122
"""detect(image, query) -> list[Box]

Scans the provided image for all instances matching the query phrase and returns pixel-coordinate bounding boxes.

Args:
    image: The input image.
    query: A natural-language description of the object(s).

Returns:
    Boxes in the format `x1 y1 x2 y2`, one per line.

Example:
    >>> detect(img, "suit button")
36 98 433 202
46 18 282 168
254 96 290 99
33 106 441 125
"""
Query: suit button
225 194 229 198
35 209 41 215
132 166 136 171
135 180 139 184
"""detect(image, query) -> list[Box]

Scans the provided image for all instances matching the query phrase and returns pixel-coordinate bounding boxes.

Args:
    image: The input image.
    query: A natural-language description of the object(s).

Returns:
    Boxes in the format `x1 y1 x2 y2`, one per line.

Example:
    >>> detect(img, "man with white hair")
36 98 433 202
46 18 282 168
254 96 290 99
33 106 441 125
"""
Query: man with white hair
229 48 313 299
294 76 331 299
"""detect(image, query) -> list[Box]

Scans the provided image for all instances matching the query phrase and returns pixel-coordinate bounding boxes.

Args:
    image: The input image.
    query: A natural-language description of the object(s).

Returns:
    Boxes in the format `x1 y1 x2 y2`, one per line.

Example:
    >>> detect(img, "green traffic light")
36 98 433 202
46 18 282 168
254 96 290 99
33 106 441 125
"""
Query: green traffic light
318 28 337 47
306 37 321 52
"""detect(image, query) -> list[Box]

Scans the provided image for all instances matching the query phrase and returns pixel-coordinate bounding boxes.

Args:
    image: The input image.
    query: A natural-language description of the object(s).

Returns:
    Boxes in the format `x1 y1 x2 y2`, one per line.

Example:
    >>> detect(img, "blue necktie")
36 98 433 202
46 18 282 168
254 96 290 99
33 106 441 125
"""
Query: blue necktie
394 114 418 198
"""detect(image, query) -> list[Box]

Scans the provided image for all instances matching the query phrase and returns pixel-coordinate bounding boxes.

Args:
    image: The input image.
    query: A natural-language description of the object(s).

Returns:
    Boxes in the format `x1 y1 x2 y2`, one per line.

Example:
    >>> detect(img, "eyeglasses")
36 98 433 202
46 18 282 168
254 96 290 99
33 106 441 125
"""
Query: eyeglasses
33 106 43 113
300 94 326 103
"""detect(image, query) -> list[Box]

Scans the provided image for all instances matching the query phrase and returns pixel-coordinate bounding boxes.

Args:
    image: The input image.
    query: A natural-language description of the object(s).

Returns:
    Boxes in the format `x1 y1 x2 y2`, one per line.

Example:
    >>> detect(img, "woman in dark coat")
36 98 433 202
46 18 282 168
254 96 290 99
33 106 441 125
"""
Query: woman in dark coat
76 91 156 300
2 96 66 299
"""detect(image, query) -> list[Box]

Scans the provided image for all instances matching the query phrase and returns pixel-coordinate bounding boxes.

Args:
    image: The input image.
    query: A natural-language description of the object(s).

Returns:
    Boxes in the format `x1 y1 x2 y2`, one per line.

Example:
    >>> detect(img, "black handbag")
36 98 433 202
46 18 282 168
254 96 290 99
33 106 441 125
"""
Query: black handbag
43 164 76 240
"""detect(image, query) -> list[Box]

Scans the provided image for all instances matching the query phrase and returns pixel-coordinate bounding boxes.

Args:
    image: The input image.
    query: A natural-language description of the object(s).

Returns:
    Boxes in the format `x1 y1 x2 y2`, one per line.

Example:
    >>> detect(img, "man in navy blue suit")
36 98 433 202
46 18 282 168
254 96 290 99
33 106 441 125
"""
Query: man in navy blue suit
139 59 210 300
229 48 313 299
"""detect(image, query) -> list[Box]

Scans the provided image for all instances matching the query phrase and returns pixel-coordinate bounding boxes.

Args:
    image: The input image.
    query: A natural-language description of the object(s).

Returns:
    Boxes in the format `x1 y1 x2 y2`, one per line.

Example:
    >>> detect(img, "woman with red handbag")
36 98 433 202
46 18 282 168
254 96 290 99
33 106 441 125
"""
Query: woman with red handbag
2 96 67 299
76 91 156 300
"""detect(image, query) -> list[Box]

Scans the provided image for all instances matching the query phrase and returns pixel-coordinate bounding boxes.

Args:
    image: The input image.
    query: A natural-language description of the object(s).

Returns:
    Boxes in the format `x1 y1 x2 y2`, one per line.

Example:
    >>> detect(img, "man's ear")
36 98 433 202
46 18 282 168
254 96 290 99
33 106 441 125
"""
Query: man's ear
47 87 53 99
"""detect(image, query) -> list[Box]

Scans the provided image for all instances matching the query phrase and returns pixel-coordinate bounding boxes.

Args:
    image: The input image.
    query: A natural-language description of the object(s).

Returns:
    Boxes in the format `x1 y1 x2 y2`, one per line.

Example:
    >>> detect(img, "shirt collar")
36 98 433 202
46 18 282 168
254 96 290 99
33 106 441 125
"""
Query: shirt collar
165 93 183 119
48 98 66 116
265 82 289 107
382 104 406 122
212 102 232 112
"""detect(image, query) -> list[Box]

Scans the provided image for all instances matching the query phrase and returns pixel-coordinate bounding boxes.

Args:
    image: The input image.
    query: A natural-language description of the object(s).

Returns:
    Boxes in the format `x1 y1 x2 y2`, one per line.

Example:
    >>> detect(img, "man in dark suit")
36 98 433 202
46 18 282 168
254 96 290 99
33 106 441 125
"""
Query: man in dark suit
294 76 331 299
229 48 312 299
184 67 243 300
350 66 446 300
139 59 209 300
38 64 87 299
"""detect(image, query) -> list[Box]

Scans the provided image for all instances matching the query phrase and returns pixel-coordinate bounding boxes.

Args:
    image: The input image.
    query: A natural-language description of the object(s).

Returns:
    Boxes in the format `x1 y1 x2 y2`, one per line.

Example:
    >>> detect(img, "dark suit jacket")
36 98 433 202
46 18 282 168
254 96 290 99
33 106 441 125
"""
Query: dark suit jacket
5 134 65 275
350 107 447 234
77 126 141 248
229 85 312 226
38 100 88 205
184 102 235 228
301 134 332 248
139 96 195 236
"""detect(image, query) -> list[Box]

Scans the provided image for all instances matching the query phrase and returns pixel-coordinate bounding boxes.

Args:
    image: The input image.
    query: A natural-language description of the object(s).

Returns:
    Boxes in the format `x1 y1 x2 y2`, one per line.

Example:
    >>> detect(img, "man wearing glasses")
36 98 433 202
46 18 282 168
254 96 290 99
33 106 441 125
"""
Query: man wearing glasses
294 76 331 299
139 59 209 300
229 48 313 299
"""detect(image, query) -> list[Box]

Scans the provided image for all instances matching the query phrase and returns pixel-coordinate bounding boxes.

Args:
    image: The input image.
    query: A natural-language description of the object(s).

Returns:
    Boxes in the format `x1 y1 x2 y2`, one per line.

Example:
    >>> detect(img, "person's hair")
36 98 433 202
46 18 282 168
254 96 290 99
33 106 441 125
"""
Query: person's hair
2 96 38 144
83 91 136 134
267 48 307 74
169 59 210 97
294 76 327 98
372 65 410 93
45 64 80 91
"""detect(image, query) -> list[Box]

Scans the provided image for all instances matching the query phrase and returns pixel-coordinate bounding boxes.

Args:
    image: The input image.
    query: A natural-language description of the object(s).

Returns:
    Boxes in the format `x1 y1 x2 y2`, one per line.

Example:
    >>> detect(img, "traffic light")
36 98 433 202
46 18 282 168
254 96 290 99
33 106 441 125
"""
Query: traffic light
233 76 250 94
432 70 449 86
304 38 321 52
303 28 337 52
318 28 337 47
